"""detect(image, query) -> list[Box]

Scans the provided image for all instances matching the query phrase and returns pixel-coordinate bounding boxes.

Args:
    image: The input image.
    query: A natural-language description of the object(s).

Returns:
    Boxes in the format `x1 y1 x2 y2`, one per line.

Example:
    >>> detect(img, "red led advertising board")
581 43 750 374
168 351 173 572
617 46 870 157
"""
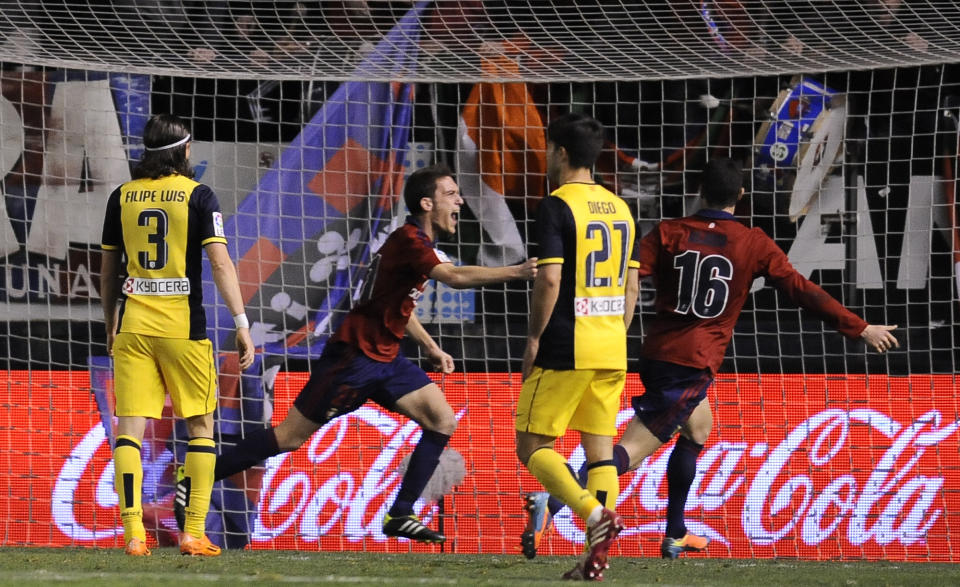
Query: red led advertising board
2 371 958 561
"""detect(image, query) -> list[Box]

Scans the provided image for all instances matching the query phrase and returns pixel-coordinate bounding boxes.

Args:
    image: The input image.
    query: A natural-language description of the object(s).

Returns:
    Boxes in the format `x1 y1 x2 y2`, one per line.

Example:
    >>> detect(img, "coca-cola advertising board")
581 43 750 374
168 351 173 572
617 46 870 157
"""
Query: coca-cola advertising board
2 370 958 561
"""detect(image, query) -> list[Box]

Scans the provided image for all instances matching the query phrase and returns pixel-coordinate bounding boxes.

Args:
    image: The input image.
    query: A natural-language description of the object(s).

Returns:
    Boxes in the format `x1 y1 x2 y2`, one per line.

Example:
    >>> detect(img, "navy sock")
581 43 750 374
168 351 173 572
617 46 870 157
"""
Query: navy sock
547 444 630 517
665 435 704 539
214 427 281 481
388 429 451 517
612 444 630 475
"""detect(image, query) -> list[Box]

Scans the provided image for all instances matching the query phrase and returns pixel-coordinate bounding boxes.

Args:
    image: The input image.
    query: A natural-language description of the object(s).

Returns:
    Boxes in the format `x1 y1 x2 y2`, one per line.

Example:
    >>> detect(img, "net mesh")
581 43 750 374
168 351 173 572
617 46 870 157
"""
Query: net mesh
1 0 959 562
1 1 959 80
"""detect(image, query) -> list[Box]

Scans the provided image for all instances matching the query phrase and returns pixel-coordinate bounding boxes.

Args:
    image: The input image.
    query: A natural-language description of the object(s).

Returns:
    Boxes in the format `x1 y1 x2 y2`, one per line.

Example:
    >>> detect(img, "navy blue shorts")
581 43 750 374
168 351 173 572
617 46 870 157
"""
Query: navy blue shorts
631 358 713 443
293 342 434 425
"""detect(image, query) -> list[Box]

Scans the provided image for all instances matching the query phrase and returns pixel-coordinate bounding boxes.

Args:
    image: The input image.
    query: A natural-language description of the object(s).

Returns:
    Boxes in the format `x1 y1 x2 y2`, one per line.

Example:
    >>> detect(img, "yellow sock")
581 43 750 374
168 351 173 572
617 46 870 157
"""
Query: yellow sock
183 437 217 539
114 435 145 543
527 448 601 522
586 462 619 511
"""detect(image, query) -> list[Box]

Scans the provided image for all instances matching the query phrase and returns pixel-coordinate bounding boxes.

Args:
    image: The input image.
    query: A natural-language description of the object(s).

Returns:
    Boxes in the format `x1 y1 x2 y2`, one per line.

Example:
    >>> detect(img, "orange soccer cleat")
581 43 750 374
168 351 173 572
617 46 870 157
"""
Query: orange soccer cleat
661 532 710 559
123 537 151 556
180 533 222 557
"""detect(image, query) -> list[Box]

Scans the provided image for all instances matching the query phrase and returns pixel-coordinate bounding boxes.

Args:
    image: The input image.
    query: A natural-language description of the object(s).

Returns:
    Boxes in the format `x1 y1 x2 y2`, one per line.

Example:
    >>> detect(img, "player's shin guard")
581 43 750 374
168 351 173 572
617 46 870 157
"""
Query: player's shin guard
526 448 600 523
114 435 145 543
182 437 216 539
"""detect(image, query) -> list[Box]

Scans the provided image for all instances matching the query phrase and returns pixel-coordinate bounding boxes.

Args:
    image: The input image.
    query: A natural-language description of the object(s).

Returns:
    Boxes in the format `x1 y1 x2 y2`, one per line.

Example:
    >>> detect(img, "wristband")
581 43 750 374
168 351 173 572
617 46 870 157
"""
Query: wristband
233 313 250 329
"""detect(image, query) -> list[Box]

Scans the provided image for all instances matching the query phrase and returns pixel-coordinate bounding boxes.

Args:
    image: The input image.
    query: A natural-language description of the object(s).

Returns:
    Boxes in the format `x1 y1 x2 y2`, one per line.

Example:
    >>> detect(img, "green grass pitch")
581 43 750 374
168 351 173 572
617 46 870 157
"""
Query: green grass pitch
1 548 958 586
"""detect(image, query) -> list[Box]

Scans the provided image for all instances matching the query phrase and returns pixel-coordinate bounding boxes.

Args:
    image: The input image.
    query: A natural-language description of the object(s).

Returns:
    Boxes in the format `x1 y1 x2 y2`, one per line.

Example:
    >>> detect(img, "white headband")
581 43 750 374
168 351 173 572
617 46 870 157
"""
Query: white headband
143 134 191 152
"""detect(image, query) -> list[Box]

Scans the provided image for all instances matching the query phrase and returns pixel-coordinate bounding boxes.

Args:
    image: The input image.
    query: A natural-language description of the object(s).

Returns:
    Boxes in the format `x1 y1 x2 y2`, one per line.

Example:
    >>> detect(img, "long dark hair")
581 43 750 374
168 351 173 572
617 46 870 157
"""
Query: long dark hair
133 113 195 180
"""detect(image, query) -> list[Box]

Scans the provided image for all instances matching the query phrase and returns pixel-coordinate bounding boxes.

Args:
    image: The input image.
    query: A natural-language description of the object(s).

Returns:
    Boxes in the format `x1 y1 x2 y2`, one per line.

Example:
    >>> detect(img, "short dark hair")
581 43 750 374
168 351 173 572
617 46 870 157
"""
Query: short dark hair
133 113 194 180
547 112 604 169
403 164 454 214
700 158 744 207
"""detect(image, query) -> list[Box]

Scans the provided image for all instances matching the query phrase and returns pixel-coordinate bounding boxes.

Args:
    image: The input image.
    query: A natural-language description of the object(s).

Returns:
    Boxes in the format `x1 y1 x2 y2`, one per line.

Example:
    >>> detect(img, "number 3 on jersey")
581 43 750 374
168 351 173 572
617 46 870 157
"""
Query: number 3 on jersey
138 208 169 270
673 250 733 318
584 220 631 287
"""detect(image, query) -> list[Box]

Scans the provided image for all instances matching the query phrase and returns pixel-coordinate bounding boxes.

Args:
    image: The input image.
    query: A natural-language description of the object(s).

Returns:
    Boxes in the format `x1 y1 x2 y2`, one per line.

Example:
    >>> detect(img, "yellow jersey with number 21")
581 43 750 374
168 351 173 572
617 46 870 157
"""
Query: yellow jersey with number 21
533 181 640 370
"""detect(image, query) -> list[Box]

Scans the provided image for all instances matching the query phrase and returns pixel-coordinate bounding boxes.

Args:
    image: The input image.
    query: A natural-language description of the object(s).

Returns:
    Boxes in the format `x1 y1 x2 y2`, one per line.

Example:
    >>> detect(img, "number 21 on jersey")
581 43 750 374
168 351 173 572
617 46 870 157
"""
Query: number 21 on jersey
584 220 632 288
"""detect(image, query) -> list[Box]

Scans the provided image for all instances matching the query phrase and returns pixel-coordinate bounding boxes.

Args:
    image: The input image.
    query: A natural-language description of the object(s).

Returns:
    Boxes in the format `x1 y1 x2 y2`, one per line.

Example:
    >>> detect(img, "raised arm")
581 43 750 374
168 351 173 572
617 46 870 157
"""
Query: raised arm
205 242 255 370
428 258 537 289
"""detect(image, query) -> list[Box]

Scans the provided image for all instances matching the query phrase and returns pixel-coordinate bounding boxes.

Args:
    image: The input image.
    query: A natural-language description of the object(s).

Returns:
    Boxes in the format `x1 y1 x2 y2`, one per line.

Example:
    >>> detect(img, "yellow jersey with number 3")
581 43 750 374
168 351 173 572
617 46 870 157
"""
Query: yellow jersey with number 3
534 182 640 370
101 174 227 340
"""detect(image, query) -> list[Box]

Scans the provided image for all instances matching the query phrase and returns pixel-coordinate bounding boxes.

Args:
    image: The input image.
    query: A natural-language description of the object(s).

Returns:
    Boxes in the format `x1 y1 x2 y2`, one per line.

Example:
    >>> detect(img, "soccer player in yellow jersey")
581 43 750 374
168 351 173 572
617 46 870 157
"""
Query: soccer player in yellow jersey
100 114 255 557
516 112 640 581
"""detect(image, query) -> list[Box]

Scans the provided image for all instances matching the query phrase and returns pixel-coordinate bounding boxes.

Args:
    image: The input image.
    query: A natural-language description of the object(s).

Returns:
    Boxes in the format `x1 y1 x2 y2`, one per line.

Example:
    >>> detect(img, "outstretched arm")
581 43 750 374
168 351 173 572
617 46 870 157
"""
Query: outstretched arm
206 242 255 371
405 312 454 373
429 258 538 289
763 241 899 352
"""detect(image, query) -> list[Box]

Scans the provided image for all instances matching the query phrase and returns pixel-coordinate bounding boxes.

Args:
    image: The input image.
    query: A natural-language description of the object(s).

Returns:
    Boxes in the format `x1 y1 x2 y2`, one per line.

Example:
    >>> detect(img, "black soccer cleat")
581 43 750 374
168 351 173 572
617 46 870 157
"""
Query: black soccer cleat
382 513 446 543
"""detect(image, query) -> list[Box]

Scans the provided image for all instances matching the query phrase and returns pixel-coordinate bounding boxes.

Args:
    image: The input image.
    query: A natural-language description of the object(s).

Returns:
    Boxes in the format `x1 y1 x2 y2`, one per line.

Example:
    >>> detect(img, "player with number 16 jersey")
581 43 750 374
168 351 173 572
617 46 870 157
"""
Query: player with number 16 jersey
637 207 867 375
622 158 897 559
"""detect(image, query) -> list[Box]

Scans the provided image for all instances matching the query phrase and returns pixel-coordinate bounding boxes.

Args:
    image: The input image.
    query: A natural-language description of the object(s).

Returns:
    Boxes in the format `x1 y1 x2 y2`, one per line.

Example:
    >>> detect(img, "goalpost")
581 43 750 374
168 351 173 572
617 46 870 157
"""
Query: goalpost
1 1 959 561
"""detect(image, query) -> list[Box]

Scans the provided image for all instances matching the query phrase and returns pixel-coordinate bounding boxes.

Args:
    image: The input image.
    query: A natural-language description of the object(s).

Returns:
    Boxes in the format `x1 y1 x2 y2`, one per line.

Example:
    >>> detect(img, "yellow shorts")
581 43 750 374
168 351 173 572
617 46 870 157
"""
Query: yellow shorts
113 332 218 419
515 367 626 437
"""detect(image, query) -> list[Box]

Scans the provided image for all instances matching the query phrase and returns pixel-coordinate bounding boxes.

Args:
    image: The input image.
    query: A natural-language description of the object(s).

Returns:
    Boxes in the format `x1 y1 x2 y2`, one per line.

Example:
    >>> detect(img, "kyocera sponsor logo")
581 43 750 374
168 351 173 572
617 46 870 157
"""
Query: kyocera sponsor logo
123 277 190 296
574 296 625 316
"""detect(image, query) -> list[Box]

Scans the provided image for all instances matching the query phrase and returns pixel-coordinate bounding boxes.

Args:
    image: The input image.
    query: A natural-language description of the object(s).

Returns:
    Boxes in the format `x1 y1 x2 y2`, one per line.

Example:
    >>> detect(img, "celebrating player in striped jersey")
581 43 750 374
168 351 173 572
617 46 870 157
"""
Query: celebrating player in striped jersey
211 164 537 544
100 113 255 557
523 157 899 561
516 112 640 581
